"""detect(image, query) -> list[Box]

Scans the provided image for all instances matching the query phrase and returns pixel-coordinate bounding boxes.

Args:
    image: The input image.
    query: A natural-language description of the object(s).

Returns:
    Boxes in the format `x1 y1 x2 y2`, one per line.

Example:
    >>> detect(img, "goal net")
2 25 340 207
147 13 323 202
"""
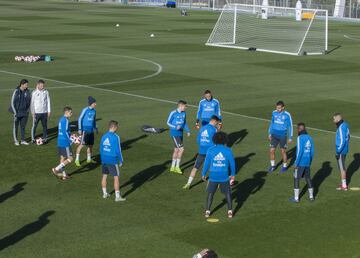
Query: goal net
206 4 328 55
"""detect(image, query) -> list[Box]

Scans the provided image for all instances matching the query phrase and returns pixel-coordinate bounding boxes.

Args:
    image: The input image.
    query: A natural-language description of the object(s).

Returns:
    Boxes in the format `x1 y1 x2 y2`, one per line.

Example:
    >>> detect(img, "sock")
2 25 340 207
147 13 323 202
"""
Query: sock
308 188 314 199
342 179 347 188
62 171 67 177
171 159 176 168
187 176 194 185
102 188 107 195
283 163 287 168
175 159 181 168
270 160 275 166
115 191 120 198
87 154 91 161
55 163 65 171
294 189 299 200
76 154 80 161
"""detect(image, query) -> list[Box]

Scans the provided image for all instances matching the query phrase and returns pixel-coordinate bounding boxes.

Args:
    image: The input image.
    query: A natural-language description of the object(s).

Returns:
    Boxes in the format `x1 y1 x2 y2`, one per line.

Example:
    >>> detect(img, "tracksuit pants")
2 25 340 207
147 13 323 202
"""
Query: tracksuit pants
31 113 48 141
13 116 28 142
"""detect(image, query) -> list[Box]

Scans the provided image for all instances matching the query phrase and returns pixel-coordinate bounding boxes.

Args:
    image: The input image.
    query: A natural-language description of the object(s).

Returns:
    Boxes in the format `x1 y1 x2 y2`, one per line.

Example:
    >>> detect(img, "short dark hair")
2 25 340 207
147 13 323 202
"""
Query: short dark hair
63 106 72 112
178 100 187 105
19 79 28 86
276 100 285 107
37 79 45 84
297 122 306 129
204 90 212 95
210 115 220 122
109 120 119 128
203 250 218 258
213 131 228 145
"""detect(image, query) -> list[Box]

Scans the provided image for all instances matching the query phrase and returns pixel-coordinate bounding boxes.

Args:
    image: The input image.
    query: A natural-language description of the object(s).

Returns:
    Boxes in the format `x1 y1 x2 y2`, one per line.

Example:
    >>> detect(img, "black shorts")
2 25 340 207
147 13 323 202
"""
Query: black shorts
102 164 120 177
172 136 183 148
336 154 346 171
58 147 73 158
194 154 206 169
207 181 231 194
294 167 310 179
270 135 287 149
81 131 94 146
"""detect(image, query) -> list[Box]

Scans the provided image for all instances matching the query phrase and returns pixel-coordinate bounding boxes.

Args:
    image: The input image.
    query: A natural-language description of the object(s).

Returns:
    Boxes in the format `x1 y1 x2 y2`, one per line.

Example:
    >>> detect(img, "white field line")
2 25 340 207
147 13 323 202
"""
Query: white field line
1 69 359 140
344 34 360 41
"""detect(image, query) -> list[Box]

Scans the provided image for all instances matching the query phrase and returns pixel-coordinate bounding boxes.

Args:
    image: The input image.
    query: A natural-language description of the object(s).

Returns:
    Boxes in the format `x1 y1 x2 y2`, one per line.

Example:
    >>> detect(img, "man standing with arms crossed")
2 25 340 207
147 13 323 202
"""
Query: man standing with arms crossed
333 113 350 191
268 101 293 173
31 80 51 143
10 79 31 146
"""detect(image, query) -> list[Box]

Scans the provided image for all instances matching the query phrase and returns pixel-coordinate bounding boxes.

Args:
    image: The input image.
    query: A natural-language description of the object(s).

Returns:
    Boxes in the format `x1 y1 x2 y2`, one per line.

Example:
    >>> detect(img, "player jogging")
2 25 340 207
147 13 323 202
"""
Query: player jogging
202 132 235 218
290 123 315 203
100 120 126 202
75 96 98 167
268 100 293 173
52 107 73 180
196 90 222 129
167 100 190 174
333 113 350 191
183 115 219 189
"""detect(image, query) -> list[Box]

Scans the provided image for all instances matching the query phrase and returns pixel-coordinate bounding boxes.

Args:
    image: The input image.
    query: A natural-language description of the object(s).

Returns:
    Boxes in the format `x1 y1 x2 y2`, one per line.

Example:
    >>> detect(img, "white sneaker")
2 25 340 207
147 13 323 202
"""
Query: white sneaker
21 141 29 145
115 196 126 202
14 141 20 146
103 193 110 199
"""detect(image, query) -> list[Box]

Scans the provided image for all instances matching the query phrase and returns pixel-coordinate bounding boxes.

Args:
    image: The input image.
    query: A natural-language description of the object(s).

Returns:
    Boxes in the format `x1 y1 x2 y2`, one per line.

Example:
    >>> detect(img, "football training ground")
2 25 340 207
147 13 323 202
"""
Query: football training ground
1 1 360 257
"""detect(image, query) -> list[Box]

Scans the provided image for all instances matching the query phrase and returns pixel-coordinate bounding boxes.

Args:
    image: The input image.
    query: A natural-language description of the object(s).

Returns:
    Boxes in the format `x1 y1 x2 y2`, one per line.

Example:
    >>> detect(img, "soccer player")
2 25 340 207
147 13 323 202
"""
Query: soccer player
75 96 98 167
196 90 222 129
268 100 293 173
167 100 191 174
31 80 51 143
333 113 350 191
183 115 219 189
9 79 31 146
100 120 126 202
52 107 73 180
202 132 235 218
290 123 315 203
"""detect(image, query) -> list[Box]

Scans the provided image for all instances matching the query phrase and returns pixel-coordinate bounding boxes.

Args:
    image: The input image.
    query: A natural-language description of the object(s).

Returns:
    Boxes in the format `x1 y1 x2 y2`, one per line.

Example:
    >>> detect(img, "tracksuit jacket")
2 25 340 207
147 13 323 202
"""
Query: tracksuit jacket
268 110 293 139
295 132 314 167
100 131 123 165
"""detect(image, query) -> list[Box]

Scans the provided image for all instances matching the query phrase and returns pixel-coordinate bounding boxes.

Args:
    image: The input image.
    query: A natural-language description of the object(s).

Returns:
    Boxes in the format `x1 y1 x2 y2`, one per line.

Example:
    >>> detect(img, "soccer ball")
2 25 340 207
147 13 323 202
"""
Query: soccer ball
36 137 43 145
70 134 81 145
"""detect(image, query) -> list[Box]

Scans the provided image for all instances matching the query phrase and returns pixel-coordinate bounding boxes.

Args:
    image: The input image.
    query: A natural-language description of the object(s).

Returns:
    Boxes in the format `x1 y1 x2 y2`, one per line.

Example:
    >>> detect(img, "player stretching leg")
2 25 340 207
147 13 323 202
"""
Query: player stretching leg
167 100 190 174
202 132 235 218
196 90 222 130
52 107 73 180
100 120 126 202
183 115 219 189
75 96 98 167
333 113 350 191
268 101 293 173
290 123 315 203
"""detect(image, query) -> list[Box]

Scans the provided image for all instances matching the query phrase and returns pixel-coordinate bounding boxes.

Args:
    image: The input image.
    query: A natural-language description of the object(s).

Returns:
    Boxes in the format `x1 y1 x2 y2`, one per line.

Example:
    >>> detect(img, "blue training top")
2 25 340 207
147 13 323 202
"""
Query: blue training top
196 98 222 122
295 132 314 167
336 121 350 155
268 110 293 139
57 116 72 148
197 123 217 155
100 131 123 165
167 109 190 137
78 107 97 133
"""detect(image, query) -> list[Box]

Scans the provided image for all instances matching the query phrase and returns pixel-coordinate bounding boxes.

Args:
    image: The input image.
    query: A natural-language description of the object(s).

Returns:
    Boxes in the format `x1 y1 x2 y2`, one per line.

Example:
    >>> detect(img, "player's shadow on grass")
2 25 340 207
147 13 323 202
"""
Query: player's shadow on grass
300 161 332 199
275 147 296 170
0 182 26 204
235 152 256 174
69 154 101 176
181 154 198 171
0 210 55 251
227 129 248 147
120 160 171 197
347 153 360 185
122 134 148 151
212 171 267 216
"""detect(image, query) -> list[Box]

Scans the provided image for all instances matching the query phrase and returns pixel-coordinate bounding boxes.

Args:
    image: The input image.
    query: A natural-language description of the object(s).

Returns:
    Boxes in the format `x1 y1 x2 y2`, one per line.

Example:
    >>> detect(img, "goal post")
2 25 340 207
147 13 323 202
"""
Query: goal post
206 4 328 56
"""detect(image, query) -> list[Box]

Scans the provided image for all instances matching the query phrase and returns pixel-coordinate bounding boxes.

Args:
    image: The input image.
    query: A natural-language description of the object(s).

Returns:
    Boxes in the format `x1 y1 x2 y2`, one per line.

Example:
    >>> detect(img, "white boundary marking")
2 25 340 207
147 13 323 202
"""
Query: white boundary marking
0 52 359 139
344 34 360 41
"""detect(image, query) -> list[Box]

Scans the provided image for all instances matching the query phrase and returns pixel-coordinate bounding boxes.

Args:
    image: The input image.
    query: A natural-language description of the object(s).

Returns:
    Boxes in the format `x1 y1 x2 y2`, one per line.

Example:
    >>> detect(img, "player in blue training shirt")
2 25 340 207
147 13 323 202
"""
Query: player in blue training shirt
333 113 350 191
196 90 222 129
167 100 191 174
202 132 236 218
75 96 98 167
100 120 126 202
268 100 293 173
290 123 315 203
51 106 73 181
183 115 220 189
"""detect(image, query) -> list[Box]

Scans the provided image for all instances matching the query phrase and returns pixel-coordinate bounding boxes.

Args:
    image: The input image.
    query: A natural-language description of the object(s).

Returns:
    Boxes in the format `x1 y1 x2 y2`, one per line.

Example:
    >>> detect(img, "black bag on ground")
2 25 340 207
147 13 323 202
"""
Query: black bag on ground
141 125 166 134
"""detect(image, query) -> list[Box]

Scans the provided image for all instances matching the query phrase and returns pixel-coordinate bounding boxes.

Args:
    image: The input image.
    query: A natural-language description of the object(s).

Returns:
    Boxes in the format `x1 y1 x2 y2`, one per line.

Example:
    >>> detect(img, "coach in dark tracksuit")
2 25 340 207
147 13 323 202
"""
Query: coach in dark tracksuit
9 79 31 145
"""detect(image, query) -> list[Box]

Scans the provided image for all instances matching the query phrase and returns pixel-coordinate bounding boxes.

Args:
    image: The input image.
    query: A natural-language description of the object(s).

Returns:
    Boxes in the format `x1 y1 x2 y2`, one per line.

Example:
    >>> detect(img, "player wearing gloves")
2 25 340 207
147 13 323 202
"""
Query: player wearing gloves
75 96 98 167
202 132 235 218
52 107 73 180
333 113 350 191
196 90 222 129
167 100 190 174
100 120 125 202
290 123 314 203
268 101 293 173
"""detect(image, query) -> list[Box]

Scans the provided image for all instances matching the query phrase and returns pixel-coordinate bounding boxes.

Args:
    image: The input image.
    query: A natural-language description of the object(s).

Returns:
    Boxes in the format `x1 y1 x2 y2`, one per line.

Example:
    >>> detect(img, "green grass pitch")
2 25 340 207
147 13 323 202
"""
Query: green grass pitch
1 0 360 257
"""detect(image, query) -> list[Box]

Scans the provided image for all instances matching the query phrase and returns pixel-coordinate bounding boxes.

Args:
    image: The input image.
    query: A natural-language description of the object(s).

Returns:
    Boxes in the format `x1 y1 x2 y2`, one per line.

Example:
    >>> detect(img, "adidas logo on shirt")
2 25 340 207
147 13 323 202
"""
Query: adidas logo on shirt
214 152 225 161
201 130 209 137
103 138 111 146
